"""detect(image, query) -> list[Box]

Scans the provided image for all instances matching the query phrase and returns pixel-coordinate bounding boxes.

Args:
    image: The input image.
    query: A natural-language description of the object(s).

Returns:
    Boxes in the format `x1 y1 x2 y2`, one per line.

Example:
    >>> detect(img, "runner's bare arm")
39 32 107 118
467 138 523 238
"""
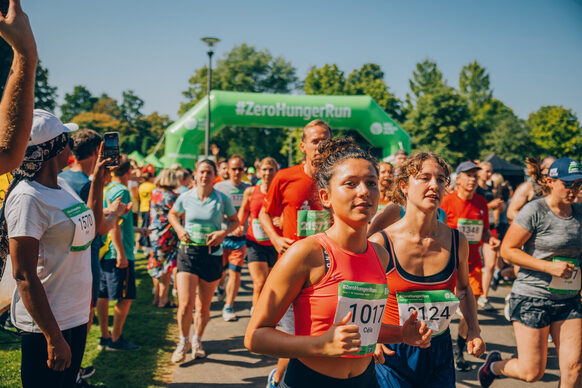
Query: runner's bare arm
501 223 574 278
259 206 294 254
168 208 191 243
456 233 485 357
378 311 432 348
109 223 127 268
245 238 361 358
506 182 532 222
0 0 37 174
367 203 401 237
88 142 113 235
207 214 239 247
9 236 72 371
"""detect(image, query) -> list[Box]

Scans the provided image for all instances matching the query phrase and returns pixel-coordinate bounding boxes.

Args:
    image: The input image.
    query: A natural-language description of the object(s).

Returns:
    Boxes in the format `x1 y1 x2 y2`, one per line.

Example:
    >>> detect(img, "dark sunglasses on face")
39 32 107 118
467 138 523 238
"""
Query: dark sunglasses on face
562 180 582 191
230 167 244 172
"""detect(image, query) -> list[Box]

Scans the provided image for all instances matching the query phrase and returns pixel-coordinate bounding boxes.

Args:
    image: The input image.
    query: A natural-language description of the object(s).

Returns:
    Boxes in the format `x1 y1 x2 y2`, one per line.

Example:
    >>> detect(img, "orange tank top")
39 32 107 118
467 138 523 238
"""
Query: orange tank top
293 233 388 357
381 228 459 326
246 185 274 245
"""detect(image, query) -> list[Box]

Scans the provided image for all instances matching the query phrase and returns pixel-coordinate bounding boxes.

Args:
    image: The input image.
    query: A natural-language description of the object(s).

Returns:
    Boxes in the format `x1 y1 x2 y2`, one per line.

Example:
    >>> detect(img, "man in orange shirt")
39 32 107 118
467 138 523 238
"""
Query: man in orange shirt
441 161 500 371
258 119 332 387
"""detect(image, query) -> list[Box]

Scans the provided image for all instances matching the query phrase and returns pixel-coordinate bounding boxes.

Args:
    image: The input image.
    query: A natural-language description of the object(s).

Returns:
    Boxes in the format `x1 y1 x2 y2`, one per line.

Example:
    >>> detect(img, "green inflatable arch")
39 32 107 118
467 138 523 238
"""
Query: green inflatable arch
162 90 410 168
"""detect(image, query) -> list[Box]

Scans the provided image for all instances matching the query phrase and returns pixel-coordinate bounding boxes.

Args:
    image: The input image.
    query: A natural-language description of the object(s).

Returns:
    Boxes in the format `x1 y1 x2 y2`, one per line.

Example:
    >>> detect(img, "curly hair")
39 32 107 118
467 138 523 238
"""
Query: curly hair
525 156 556 196
390 152 451 206
312 137 378 190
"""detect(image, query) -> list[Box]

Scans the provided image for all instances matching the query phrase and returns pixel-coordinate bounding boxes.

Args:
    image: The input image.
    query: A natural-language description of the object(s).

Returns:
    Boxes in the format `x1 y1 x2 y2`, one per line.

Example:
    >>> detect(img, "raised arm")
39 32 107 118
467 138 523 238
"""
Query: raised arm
0 0 38 173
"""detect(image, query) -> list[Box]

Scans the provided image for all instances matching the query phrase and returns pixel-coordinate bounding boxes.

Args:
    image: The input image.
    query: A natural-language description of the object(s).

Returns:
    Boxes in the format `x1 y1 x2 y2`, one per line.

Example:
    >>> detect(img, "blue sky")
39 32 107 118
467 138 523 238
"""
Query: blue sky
25 0 582 121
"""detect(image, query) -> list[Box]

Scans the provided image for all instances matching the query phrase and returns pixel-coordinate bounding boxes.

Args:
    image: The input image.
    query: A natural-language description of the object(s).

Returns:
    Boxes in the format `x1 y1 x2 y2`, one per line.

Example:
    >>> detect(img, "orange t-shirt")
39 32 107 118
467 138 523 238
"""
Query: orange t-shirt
263 163 323 241
441 191 489 270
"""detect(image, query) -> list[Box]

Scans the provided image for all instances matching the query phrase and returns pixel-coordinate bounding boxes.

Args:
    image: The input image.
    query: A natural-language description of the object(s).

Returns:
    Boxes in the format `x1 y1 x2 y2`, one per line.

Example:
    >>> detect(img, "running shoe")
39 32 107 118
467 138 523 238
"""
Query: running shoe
215 286 226 302
266 368 278 388
192 340 207 359
504 294 511 322
97 336 111 351
478 297 496 311
223 306 238 321
478 350 502 387
78 366 96 379
171 340 192 363
106 336 140 351
455 353 471 372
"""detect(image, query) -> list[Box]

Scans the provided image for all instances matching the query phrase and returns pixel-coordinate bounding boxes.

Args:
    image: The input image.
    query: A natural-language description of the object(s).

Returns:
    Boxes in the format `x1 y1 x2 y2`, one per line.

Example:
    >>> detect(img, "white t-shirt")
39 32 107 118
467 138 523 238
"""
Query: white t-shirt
6 178 93 332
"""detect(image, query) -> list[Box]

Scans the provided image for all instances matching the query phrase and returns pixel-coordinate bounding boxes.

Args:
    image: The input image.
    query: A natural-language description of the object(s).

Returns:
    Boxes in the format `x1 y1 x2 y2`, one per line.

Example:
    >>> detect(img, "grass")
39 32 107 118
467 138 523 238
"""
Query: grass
0 255 178 388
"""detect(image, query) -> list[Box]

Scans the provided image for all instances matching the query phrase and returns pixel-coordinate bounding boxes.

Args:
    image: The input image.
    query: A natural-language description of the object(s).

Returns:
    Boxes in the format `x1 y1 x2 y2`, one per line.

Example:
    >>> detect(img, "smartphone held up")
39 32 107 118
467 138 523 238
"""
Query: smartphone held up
103 132 120 167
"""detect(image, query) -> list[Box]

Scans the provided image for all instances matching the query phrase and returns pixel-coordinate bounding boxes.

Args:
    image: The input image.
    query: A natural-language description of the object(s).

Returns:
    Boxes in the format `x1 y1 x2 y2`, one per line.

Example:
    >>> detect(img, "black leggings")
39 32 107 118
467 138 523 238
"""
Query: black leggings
20 323 87 388
281 358 379 388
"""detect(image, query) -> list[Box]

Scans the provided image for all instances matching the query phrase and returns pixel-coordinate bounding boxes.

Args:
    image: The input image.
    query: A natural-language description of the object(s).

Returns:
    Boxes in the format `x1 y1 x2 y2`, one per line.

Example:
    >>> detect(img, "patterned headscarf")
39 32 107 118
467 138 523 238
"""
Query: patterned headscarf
0 133 69 280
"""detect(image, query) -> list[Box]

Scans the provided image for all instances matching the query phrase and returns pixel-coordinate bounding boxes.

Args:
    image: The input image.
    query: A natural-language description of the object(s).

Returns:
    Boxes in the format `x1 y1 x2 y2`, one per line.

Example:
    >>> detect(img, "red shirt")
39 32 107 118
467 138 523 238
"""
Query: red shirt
441 191 489 270
263 163 323 241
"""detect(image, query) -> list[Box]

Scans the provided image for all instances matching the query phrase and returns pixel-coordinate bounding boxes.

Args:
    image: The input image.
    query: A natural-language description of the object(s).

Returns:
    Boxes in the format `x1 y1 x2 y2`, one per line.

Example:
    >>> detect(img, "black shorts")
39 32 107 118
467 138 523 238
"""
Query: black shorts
98 259 137 301
246 239 277 267
177 244 223 282
281 358 379 388
139 211 151 247
509 293 582 329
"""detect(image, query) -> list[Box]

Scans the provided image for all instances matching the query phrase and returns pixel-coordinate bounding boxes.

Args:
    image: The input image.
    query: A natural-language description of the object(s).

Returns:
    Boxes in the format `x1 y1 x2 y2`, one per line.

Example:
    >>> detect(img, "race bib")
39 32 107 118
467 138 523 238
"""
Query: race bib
297 210 330 237
251 219 269 242
397 290 459 336
333 281 389 357
63 203 95 252
457 218 483 244
188 224 216 246
230 189 244 208
548 257 581 295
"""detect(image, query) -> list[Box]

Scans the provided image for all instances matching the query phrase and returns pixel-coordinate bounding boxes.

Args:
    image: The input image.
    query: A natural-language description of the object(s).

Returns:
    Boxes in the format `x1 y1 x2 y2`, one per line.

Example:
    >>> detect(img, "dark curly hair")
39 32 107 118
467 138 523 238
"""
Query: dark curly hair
312 137 378 190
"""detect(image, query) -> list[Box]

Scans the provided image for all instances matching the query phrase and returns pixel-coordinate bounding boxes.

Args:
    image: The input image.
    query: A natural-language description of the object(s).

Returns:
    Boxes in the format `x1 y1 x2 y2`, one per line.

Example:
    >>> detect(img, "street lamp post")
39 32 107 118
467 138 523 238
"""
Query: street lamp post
201 37 220 159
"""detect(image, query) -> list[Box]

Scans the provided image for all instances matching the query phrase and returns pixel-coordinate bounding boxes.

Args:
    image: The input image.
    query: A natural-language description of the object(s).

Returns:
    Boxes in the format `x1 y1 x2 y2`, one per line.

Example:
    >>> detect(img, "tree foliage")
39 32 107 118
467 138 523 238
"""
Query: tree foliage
60 85 98 122
459 60 492 112
526 106 581 158
408 59 445 101
34 60 58 111
304 64 346 96
120 90 144 124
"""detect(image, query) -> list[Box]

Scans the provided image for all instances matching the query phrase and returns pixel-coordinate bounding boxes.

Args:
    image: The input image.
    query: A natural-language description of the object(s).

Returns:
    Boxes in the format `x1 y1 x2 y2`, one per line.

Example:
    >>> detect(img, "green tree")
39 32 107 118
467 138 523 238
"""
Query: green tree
60 86 98 122
120 90 144 124
70 112 124 134
34 60 58 111
92 94 121 119
304 64 346 96
180 43 298 163
132 112 172 156
408 59 445 101
458 60 492 112
404 86 475 166
344 63 403 122
526 106 581 158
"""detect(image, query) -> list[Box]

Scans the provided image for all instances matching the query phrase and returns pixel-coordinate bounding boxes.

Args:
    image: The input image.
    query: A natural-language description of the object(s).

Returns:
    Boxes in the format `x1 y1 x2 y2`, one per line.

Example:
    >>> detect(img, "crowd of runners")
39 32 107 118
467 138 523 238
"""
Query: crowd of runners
1 2 581 388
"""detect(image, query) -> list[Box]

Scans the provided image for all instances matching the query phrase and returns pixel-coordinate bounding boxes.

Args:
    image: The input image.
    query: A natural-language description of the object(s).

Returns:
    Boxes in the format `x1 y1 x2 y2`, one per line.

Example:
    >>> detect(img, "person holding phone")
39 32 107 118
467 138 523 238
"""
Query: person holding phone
168 159 239 363
245 138 431 388
1 110 112 388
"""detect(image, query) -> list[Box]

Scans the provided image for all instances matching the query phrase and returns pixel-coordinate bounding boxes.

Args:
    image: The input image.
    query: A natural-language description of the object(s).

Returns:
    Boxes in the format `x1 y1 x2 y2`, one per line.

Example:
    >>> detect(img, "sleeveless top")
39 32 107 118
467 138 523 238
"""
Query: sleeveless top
381 228 460 325
293 233 387 337
246 185 273 246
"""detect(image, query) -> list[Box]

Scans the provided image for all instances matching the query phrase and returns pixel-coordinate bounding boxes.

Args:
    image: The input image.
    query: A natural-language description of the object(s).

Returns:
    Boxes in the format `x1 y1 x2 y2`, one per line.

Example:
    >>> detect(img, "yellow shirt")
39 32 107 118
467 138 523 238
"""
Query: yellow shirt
138 181 155 213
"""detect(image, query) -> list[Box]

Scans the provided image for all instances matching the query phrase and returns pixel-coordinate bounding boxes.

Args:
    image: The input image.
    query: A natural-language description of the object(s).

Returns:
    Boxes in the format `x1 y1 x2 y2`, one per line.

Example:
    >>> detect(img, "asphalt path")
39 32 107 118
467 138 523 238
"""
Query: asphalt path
170 269 560 387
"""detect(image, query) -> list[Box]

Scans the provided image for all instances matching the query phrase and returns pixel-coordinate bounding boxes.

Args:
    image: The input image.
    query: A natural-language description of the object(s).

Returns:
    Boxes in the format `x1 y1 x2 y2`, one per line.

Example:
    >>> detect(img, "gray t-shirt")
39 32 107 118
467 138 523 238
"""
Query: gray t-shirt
511 198 582 300
214 180 251 236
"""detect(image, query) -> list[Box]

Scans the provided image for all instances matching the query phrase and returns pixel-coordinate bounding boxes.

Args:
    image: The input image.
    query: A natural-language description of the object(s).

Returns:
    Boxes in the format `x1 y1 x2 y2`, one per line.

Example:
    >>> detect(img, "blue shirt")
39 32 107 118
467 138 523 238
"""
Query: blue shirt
173 189 236 236
59 169 91 202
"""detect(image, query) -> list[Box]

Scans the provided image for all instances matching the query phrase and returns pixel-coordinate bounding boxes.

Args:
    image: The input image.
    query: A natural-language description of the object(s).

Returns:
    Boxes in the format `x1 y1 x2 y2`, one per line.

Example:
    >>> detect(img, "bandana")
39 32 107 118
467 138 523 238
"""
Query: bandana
0 133 69 280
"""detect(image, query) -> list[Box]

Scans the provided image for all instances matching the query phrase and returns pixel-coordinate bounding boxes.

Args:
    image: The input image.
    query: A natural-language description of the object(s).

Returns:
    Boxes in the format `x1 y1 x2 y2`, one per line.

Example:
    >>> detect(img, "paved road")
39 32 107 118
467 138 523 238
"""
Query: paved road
170 270 560 387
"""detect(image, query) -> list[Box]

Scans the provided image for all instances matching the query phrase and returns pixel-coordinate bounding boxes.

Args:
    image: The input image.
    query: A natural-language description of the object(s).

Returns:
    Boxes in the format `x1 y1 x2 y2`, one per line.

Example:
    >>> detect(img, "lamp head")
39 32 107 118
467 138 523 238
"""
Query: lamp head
201 37 221 48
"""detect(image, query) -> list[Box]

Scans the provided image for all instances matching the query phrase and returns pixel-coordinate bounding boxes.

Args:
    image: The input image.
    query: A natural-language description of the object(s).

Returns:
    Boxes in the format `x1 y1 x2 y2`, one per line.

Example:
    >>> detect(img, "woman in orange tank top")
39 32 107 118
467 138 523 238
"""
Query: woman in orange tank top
369 152 485 387
245 138 432 388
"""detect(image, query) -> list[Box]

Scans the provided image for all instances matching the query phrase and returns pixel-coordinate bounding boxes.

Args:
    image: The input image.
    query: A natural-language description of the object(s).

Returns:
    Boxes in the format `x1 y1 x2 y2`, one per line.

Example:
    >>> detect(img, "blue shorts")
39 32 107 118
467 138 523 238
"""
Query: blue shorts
98 259 136 301
375 329 455 388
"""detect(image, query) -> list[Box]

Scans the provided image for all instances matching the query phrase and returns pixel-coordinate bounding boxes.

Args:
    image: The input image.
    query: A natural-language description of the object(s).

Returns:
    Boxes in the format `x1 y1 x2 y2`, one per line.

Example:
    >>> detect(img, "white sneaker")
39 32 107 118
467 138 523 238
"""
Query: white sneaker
478 297 496 311
171 340 192 363
504 293 511 321
222 306 237 321
192 340 206 359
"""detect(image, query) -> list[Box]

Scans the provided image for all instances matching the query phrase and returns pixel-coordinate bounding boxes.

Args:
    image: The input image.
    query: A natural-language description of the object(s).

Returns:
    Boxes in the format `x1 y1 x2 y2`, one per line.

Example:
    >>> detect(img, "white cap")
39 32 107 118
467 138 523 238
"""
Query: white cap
29 109 79 146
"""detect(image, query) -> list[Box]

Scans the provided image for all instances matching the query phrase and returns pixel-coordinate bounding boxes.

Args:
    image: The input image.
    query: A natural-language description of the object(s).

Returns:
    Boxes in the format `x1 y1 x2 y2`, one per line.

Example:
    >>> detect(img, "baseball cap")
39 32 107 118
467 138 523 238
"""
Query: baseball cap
247 167 256 174
455 161 481 174
547 158 582 182
29 109 78 146
142 164 156 174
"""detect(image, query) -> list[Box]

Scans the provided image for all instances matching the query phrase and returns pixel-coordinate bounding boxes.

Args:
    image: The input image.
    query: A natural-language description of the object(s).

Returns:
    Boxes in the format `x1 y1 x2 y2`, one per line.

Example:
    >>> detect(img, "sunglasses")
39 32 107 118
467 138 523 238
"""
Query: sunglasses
230 167 245 172
562 180 582 191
